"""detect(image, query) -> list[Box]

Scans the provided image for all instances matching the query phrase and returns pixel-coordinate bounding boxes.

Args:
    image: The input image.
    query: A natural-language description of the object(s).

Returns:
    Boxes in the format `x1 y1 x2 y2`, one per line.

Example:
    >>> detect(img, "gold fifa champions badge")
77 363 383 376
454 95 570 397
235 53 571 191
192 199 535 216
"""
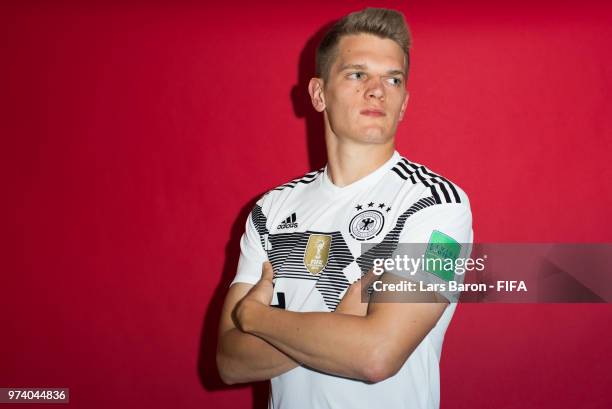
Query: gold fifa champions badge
303 234 332 275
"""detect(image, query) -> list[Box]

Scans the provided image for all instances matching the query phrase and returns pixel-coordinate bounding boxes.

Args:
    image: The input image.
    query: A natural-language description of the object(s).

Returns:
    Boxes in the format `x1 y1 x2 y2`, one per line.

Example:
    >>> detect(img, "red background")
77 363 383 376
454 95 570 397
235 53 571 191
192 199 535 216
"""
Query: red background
2 1 611 408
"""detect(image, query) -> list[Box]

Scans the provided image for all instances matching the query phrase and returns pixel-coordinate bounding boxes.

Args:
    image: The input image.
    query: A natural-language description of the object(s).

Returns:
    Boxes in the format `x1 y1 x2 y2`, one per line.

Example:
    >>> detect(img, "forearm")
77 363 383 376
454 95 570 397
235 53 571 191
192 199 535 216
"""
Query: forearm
217 327 299 384
240 303 385 381
217 328 298 384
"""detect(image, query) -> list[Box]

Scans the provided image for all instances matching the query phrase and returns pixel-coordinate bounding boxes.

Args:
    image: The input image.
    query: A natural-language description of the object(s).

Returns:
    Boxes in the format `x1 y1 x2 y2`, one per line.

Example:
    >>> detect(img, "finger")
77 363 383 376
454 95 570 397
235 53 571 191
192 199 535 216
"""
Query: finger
261 261 274 282
359 268 381 291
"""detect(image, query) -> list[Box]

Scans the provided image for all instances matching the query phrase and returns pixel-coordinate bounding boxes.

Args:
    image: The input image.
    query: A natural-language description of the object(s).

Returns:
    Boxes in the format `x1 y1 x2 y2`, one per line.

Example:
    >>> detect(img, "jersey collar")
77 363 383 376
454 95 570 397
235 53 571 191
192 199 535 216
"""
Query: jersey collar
320 150 400 195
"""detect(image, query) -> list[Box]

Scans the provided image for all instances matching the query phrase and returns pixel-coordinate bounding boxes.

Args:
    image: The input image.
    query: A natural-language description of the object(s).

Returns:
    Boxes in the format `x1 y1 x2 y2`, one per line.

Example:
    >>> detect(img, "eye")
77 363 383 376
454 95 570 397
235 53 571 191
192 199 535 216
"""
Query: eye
386 77 402 87
348 72 365 80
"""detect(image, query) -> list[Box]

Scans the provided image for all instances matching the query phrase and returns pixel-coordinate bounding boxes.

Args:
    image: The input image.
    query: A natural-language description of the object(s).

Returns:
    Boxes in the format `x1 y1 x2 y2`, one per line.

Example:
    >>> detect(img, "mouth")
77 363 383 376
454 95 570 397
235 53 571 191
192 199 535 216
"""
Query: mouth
360 109 386 117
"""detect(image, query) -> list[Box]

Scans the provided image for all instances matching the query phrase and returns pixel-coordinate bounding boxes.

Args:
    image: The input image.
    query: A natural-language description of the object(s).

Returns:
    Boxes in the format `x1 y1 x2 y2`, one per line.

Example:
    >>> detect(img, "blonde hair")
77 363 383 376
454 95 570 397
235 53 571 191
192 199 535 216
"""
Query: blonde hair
315 7 412 82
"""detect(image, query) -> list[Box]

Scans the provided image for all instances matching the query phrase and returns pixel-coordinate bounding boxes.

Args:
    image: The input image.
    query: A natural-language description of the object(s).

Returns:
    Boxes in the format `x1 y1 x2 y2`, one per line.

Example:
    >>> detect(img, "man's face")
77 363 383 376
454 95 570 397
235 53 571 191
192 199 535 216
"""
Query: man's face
313 33 409 145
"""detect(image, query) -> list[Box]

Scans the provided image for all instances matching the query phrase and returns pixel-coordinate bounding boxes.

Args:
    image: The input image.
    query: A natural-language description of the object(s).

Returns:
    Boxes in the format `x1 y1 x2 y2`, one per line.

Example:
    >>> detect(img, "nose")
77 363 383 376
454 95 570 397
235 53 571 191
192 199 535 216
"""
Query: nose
365 77 385 101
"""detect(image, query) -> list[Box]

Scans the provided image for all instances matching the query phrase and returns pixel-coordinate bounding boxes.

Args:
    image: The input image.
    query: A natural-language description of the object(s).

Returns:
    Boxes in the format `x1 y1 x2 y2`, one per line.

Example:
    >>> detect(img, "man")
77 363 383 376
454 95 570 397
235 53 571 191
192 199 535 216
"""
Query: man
216 7 473 409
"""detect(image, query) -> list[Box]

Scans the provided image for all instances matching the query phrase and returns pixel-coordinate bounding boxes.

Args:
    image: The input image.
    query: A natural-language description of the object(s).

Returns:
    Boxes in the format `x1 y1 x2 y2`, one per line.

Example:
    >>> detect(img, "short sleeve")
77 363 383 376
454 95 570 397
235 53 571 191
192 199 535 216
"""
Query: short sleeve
393 196 474 302
399 201 473 245
230 202 269 286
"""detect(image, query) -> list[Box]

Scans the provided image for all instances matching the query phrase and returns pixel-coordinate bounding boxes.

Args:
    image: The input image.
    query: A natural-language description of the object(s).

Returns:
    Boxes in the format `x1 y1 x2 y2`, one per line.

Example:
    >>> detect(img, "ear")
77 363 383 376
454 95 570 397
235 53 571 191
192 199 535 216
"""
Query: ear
308 78 326 112
399 90 409 121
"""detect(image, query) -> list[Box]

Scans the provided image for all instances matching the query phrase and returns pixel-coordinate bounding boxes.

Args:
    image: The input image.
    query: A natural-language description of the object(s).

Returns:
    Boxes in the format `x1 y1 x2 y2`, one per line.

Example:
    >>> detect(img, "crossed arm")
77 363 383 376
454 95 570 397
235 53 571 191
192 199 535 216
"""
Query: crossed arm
216 262 448 384
216 281 299 384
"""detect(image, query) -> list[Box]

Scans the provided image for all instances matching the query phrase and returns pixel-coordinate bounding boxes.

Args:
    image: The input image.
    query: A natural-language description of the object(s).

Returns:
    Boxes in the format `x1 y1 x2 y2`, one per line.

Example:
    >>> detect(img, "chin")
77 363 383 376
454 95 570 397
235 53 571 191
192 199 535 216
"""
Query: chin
357 127 392 144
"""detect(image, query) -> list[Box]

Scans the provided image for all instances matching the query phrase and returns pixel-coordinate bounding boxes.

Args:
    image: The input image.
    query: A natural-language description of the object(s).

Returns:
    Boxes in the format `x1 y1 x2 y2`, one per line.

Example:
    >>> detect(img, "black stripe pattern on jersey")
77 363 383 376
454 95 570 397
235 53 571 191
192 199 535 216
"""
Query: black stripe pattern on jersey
268 232 316 282
314 231 353 311
271 168 324 192
268 230 353 311
391 158 461 204
251 204 270 250
356 196 438 274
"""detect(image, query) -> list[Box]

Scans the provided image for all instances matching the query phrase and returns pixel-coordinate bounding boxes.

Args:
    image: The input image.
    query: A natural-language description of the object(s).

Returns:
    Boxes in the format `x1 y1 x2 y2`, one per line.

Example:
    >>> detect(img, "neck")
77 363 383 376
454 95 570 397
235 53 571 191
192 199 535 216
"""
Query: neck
324 134 395 188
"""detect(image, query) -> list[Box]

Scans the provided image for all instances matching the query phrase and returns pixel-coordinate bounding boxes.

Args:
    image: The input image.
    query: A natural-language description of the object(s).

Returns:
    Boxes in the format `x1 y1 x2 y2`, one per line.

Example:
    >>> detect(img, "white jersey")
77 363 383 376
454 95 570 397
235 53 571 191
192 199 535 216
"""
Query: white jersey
231 150 473 409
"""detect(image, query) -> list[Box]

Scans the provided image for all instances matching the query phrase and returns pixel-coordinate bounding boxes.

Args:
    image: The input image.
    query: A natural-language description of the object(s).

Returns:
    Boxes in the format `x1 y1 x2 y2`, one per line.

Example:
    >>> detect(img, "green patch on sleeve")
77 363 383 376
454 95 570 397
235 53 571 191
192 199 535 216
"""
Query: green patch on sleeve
424 230 462 282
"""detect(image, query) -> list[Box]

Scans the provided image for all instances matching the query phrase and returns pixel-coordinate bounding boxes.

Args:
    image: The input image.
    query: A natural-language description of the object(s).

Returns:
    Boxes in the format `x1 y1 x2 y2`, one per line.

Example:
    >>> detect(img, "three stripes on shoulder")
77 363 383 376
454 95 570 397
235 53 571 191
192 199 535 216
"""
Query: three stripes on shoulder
391 158 461 205
272 169 324 192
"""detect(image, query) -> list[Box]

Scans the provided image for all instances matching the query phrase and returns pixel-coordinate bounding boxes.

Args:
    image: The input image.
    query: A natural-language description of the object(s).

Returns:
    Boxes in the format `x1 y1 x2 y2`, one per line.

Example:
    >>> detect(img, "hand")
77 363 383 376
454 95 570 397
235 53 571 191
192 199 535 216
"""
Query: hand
335 268 380 316
233 261 275 332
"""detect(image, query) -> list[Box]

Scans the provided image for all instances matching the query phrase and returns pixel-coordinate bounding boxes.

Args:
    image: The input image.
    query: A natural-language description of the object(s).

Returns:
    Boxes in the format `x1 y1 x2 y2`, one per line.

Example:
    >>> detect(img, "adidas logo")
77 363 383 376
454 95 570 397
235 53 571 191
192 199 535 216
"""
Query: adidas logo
277 212 298 229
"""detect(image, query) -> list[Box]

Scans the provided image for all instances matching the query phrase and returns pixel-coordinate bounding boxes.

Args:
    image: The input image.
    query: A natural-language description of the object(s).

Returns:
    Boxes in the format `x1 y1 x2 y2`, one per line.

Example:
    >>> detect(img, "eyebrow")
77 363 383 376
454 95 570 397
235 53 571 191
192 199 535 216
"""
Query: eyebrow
339 63 406 77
